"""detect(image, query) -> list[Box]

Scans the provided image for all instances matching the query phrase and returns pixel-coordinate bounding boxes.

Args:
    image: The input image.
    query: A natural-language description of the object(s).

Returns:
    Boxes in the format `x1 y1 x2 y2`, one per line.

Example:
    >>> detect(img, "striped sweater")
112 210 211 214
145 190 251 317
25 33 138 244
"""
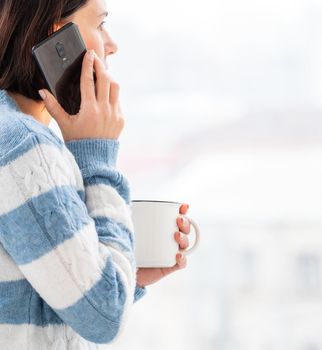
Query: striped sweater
0 89 146 350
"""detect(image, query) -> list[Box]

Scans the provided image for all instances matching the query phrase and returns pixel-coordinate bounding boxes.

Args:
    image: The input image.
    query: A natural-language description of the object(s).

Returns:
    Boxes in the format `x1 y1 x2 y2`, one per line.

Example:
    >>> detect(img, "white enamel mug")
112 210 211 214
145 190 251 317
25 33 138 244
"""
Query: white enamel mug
130 200 201 268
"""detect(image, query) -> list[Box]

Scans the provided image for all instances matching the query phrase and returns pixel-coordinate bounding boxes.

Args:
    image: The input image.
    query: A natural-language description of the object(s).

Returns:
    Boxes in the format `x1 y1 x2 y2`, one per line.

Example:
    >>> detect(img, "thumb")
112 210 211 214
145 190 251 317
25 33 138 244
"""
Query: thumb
38 89 70 128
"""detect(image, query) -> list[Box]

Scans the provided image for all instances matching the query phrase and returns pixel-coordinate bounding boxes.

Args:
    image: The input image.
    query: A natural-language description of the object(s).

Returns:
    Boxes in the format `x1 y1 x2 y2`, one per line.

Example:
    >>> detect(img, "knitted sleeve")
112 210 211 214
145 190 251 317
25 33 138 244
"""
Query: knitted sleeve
0 132 143 344
64 138 146 304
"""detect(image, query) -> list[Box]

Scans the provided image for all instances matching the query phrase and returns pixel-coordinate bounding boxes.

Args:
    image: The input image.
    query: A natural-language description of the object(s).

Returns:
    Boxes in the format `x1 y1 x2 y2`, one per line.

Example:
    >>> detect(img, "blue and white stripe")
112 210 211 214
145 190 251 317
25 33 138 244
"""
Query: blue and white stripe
0 89 145 349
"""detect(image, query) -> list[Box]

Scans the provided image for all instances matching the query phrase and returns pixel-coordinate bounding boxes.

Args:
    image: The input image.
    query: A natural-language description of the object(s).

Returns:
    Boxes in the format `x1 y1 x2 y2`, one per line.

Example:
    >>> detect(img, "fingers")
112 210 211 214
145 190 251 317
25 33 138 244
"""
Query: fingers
177 216 191 234
109 80 120 105
175 253 187 269
39 89 70 126
80 50 96 105
177 203 191 234
88 51 119 106
158 252 188 282
179 203 189 215
174 232 189 250
160 253 187 276
92 52 110 104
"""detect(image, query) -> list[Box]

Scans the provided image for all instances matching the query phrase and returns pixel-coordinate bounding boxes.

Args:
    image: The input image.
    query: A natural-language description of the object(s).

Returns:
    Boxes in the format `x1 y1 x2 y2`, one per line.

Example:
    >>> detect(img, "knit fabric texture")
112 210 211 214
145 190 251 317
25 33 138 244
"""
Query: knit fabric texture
0 89 146 350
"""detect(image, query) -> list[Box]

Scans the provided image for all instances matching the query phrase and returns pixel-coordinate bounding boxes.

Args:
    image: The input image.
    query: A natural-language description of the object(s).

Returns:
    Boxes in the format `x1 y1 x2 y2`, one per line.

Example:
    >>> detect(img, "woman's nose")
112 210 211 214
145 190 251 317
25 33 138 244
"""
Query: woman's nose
104 35 118 56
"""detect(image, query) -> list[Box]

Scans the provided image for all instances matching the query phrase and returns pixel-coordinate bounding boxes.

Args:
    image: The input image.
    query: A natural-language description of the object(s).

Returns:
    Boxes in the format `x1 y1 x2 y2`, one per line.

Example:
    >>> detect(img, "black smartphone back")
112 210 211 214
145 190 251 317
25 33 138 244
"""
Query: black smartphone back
32 22 93 115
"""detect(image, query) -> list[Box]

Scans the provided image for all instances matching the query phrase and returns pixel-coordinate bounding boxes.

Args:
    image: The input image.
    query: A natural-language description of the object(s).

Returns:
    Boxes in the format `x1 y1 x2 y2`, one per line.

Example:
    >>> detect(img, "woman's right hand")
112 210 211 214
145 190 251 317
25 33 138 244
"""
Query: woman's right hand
39 49 124 142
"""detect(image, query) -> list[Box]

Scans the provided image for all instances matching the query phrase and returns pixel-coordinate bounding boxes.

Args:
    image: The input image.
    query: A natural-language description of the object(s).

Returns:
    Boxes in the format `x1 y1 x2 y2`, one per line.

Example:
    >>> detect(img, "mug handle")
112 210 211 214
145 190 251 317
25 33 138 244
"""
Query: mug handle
178 216 200 255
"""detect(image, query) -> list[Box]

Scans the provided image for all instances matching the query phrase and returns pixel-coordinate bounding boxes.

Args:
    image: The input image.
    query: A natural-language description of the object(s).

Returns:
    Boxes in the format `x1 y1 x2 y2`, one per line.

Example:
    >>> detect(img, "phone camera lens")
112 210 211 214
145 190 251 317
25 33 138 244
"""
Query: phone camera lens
56 42 65 58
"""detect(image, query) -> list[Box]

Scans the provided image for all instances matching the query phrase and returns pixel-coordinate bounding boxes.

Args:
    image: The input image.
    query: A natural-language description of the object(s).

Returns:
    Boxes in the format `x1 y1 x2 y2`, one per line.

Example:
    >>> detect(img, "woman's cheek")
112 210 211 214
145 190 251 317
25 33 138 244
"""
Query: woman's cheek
77 27 105 60
80 29 97 49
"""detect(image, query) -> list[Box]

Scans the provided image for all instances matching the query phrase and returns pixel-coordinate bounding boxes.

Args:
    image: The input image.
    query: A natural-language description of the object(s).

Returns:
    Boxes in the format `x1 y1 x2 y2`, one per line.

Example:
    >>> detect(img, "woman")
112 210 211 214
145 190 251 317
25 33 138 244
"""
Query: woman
0 0 191 349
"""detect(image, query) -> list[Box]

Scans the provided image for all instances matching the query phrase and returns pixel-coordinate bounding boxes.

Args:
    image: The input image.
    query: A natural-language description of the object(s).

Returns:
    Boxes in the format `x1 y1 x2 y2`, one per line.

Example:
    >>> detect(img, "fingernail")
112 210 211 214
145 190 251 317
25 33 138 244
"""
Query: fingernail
38 90 46 100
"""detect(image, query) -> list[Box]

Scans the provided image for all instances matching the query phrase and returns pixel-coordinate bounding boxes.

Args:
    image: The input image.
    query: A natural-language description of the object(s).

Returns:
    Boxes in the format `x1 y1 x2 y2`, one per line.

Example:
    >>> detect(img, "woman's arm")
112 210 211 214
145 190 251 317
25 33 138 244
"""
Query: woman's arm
65 137 146 302
0 131 136 344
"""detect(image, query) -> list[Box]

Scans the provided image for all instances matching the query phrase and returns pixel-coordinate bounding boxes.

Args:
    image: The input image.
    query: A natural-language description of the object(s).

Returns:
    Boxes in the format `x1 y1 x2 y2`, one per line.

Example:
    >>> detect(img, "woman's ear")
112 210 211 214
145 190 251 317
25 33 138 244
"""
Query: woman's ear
48 21 67 36
53 23 62 32
51 23 63 34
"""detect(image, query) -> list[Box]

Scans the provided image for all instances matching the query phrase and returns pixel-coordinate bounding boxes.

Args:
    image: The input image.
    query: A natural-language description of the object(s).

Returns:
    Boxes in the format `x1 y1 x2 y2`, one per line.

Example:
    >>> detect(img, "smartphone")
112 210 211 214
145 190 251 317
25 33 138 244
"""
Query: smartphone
32 22 96 115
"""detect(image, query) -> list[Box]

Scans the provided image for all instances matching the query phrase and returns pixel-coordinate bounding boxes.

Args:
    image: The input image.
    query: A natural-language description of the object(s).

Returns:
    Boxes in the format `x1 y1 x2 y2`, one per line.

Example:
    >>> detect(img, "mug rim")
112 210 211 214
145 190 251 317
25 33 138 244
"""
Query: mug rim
131 200 181 204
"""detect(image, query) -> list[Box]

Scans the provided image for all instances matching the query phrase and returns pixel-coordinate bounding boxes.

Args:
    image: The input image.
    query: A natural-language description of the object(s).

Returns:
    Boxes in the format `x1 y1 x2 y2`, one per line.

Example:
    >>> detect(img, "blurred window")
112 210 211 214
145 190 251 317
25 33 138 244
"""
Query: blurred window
240 250 256 291
304 345 320 350
296 255 320 293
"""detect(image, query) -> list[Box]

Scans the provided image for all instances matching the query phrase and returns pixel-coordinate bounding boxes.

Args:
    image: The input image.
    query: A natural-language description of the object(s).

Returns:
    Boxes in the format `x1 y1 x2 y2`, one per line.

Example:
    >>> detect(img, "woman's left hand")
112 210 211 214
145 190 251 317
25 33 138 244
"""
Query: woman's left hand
136 203 190 288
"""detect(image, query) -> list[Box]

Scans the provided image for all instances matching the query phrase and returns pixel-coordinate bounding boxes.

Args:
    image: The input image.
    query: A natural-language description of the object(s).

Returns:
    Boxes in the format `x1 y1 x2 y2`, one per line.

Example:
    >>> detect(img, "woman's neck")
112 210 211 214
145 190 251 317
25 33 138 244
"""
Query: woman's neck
7 91 52 126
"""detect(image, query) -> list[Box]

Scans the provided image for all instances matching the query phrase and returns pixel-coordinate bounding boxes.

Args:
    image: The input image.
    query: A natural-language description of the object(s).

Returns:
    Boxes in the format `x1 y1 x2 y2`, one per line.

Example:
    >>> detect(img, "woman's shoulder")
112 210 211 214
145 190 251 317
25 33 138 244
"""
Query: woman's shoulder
0 104 65 165
0 104 31 158
0 104 83 195
0 89 64 147
19 112 64 148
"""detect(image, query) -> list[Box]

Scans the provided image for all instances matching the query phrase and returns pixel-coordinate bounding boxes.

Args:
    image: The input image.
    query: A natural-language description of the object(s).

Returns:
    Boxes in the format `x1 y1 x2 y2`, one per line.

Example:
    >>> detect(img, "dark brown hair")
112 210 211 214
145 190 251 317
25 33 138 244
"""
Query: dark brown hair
0 0 89 101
